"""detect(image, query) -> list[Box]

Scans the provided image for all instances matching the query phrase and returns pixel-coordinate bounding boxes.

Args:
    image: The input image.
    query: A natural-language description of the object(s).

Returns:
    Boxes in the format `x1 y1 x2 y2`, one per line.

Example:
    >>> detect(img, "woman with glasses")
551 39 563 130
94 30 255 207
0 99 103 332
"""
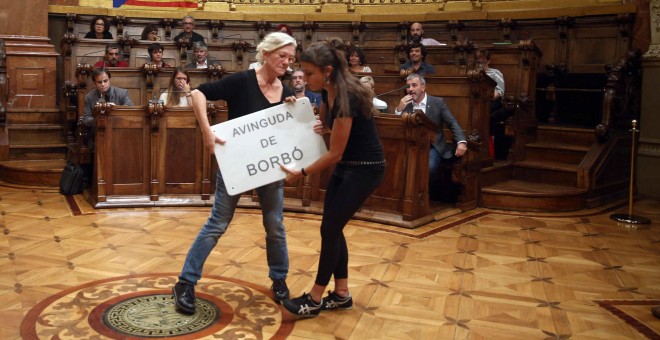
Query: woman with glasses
172 32 297 315
85 16 113 39
141 24 160 41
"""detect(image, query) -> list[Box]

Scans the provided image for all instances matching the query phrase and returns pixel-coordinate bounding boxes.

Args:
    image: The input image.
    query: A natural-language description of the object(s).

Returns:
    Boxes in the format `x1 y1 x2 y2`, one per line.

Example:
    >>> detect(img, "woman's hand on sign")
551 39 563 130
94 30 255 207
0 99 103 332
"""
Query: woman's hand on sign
313 119 328 135
279 164 303 184
283 96 297 104
203 131 226 154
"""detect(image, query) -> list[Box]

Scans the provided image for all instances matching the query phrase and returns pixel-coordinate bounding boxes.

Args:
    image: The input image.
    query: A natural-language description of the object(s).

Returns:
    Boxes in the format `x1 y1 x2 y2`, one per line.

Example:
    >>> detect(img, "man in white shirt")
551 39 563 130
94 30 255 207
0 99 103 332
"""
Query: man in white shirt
410 22 446 46
395 74 467 199
185 42 211 69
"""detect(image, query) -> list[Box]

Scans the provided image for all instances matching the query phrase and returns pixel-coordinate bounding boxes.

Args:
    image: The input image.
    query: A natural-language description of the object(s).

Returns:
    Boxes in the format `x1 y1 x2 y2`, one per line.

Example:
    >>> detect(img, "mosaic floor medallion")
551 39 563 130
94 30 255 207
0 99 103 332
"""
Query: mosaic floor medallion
21 274 294 339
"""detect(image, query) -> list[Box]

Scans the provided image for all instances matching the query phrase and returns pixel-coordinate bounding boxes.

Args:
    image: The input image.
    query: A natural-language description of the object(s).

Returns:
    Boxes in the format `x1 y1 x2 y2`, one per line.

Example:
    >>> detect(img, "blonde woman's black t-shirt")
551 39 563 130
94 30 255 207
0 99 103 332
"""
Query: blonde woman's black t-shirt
197 69 293 120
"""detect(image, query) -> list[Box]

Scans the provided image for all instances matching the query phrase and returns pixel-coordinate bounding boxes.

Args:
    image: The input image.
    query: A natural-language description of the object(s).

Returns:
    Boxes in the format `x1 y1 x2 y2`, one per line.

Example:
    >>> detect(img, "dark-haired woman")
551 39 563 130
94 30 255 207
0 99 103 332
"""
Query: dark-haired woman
280 38 385 318
346 46 372 74
85 16 113 39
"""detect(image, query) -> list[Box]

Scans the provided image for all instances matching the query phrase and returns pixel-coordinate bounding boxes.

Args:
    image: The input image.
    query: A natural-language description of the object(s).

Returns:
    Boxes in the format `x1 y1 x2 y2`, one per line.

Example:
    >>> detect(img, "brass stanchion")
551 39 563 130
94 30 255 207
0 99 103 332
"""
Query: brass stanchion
610 120 651 225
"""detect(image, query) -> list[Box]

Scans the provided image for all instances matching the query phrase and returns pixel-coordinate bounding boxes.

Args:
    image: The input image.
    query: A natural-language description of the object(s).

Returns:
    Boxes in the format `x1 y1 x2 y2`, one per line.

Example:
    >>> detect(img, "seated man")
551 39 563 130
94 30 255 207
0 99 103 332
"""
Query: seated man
94 43 129 68
174 15 205 47
394 74 467 200
185 42 213 69
409 22 445 46
82 69 133 146
291 68 322 110
400 42 436 76
476 49 509 160
359 76 388 112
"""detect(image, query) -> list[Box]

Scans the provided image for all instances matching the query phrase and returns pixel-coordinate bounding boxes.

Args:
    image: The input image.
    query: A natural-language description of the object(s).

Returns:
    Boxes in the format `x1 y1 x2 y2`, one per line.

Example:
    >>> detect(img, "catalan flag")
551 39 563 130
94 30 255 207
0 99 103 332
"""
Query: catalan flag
113 0 197 9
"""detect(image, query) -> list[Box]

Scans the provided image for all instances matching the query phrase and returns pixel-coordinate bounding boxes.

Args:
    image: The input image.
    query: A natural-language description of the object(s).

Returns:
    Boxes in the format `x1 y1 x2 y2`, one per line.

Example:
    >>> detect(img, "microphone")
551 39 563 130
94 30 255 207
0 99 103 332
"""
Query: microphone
376 84 410 97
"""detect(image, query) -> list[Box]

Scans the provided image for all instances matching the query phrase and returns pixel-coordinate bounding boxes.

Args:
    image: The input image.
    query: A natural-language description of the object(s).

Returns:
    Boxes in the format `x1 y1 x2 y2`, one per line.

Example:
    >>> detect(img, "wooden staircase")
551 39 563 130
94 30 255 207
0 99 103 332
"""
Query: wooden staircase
0 36 67 187
480 125 593 211
0 109 67 187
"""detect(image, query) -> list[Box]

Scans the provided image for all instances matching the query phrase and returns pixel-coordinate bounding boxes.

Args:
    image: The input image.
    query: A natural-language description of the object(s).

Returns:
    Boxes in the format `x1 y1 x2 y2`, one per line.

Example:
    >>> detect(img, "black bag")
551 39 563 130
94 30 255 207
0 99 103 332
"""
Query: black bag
59 161 84 195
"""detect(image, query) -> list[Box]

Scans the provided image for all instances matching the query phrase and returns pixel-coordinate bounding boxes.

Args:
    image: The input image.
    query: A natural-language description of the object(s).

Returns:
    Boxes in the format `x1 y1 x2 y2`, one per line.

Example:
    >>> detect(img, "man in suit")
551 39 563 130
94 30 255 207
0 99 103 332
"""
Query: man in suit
82 69 133 142
394 73 467 200
185 42 214 69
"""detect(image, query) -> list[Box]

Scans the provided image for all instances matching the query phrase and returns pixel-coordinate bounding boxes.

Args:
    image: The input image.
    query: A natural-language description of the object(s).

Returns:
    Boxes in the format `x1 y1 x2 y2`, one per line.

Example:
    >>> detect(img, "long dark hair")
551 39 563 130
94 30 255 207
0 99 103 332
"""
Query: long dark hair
141 24 160 40
300 38 375 118
166 67 190 107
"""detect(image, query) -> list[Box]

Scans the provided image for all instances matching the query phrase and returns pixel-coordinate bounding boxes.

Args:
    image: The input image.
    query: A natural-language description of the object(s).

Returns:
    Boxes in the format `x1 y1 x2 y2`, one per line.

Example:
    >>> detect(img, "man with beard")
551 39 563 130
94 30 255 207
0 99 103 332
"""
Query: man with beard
291 68 322 110
409 22 444 46
400 42 436 76
94 43 129 68
394 73 466 200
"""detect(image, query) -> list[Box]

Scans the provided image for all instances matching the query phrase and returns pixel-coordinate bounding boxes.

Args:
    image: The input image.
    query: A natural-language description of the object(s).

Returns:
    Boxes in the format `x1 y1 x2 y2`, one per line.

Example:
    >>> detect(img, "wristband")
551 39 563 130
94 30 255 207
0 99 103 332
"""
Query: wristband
301 168 308 176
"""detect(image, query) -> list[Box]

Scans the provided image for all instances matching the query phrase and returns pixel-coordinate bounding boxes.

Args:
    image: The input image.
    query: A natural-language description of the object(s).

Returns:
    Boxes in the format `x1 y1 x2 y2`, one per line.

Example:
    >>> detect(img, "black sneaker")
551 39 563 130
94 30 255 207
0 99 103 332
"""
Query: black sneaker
282 293 322 318
321 290 353 311
271 278 290 302
172 281 196 315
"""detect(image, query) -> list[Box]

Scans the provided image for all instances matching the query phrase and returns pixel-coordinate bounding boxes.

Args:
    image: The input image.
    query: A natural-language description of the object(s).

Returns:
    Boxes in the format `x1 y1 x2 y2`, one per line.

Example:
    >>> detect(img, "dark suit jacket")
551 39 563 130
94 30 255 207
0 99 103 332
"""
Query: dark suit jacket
174 31 205 46
402 94 466 159
83 86 133 127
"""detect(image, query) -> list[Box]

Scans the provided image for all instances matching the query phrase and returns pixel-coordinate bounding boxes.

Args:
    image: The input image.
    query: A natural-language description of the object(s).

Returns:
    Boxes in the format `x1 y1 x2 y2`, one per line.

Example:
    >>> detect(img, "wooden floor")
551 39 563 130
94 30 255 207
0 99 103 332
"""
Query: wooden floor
1 182 659 339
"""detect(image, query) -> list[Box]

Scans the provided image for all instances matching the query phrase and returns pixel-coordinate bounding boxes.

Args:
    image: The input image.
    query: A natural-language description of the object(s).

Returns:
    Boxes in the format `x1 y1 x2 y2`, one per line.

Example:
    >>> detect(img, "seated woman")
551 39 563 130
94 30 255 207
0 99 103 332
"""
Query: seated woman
147 43 171 68
159 67 191 107
84 16 113 39
347 46 372 74
141 24 160 41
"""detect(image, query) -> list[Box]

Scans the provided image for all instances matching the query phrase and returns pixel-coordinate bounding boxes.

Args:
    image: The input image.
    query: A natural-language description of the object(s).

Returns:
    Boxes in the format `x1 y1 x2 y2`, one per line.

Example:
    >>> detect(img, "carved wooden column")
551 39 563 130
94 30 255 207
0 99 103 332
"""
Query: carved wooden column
350 21 365 44
161 18 174 41
208 20 225 43
141 63 160 103
207 64 225 82
176 38 191 63
398 21 409 44
302 21 318 45
498 18 517 42
63 81 78 145
255 20 270 39
93 101 111 202
0 40 6 128
447 20 463 43
555 16 574 69
148 100 163 201
117 34 136 63
113 16 127 37
453 38 474 75
231 40 251 67
75 63 94 164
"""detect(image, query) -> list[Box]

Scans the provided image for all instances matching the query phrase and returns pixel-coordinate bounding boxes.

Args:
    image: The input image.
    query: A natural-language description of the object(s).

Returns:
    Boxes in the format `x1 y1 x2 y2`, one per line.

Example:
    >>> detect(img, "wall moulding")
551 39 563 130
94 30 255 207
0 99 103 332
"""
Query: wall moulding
49 1 636 21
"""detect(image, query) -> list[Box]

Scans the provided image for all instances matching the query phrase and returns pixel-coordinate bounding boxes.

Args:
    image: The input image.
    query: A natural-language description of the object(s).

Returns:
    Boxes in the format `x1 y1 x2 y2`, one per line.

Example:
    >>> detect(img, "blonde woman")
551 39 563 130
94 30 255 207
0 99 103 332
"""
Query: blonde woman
159 68 190 107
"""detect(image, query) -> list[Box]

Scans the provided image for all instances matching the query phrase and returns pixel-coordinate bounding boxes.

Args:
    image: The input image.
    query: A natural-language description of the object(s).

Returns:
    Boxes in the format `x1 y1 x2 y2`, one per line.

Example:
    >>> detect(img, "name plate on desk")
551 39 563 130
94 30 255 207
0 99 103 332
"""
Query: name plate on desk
211 97 327 196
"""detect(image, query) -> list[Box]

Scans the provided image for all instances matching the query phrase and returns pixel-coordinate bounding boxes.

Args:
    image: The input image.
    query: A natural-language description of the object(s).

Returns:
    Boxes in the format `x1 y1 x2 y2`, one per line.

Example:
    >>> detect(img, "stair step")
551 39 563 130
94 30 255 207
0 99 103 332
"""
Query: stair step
513 161 578 187
481 180 587 211
0 160 66 187
536 125 594 147
525 142 589 164
6 109 62 124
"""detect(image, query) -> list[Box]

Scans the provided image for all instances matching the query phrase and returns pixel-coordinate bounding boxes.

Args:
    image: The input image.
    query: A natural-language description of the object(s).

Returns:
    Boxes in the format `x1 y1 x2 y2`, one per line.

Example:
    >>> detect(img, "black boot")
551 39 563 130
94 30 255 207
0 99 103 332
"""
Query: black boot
172 281 196 314
271 278 290 303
